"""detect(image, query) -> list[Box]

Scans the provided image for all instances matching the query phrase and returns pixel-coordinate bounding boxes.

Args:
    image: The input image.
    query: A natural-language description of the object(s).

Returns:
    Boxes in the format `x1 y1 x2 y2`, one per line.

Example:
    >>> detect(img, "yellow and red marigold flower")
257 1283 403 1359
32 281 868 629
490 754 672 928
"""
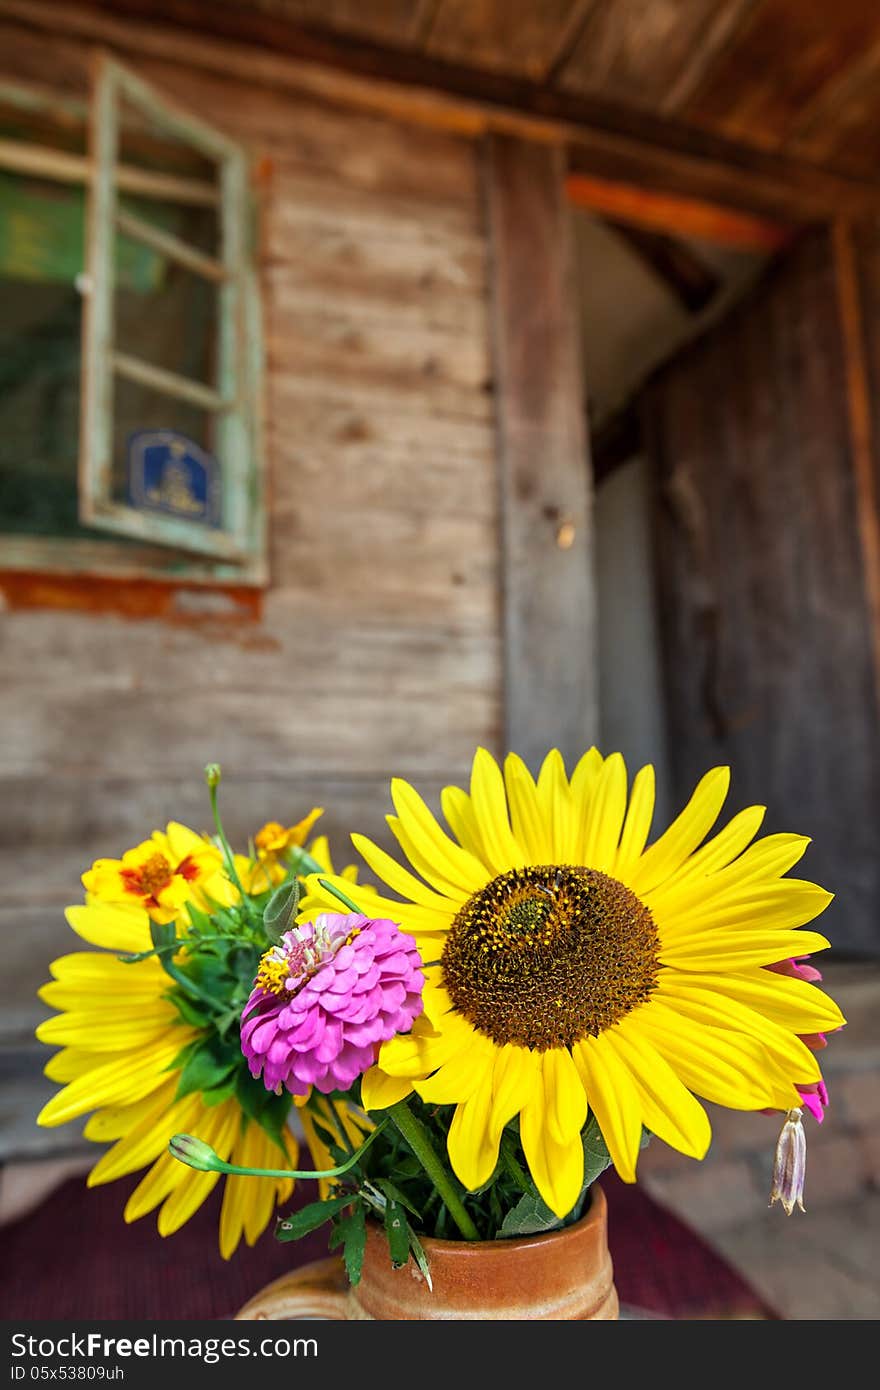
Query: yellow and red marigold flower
82 822 234 924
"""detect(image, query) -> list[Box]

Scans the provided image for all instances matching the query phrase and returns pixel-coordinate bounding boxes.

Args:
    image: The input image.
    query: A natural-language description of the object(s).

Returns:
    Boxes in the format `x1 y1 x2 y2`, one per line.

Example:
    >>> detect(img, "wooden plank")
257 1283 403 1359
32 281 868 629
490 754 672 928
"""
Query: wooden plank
0 135 217 204
785 42 880 179
557 0 750 110
680 0 880 153
566 171 793 252
115 209 227 281
6 2 880 220
643 229 880 955
834 219 880 707
486 133 597 772
424 0 584 81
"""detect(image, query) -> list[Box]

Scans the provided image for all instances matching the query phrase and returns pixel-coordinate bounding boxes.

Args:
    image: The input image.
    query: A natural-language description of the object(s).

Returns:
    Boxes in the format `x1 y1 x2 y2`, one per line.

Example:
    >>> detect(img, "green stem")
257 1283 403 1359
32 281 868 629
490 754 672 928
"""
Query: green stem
500 1139 530 1193
387 1100 480 1241
170 1117 389 1180
317 877 364 915
287 845 326 878
160 957 223 1012
207 781 249 904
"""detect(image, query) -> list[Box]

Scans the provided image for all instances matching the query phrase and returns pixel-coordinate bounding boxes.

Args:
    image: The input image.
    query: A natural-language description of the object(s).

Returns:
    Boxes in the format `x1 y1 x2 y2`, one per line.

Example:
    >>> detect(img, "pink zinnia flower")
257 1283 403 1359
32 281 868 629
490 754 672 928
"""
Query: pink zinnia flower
241 913 424 1096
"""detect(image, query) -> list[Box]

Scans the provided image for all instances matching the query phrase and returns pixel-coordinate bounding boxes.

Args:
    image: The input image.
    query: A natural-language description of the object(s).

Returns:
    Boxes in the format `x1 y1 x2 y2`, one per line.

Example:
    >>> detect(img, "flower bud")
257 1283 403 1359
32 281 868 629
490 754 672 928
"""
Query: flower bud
169 1133 224 1172
204 763 222 790
769 1107 807 1215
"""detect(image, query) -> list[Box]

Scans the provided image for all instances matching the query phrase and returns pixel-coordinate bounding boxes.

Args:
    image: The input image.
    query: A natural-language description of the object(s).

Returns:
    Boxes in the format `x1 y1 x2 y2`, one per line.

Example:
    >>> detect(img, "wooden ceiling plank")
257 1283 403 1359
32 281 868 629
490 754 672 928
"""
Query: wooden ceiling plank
5 0 880 221
785 40 880 177
424 0 585 82
661 0 758 113
680 0 880 153
566 173 793 252
541 0 598 86
555 0 742 111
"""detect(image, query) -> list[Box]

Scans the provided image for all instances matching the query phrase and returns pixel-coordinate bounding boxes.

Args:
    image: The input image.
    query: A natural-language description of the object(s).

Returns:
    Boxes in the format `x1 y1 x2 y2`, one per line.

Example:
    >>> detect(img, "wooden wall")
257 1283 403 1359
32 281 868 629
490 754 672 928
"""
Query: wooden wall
0 21 502 1045
644 228 880 957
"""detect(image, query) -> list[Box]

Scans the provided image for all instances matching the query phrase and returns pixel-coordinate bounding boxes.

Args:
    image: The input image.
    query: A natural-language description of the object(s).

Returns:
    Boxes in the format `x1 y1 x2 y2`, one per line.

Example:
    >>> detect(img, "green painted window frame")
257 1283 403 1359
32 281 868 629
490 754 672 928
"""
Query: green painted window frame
0 58 267 587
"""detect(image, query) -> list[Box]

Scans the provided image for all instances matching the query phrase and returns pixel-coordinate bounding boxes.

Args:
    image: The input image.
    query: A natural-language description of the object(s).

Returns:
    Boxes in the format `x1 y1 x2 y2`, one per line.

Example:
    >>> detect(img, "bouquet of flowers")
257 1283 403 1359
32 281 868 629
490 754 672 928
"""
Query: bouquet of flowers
37 748 845 1284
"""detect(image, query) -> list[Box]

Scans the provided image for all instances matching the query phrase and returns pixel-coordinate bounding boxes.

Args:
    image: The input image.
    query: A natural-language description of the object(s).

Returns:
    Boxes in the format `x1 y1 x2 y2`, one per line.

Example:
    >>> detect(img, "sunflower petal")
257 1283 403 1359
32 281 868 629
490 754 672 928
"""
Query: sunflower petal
633 999 800 1109
65 903 153 954
542 1047 588 1145
520 1063 585 1217
613 765 655 882
469 747 526 872
611 1024 711 1159
572 1032 643 1182
504 754 552 863
390 779 487 894
446 1066 499 1190
581 752 627 873
360 1067 414 1110
489 1044 537 1138
350 833 459 913
440 786 491 868
627 766 730 895
658 928 831 971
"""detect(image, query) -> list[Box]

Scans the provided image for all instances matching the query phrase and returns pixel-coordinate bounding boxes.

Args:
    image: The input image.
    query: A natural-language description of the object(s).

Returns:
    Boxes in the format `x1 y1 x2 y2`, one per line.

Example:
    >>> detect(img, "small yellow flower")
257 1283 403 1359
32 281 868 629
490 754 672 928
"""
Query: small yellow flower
255 809 324 861
82 822 234 924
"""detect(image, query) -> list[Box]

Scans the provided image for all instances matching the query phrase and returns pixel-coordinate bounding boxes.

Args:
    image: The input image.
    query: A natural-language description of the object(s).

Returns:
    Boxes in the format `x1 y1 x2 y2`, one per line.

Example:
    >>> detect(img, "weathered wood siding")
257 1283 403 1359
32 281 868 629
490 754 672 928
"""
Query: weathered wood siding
0 22 501 1043
644 228 880 956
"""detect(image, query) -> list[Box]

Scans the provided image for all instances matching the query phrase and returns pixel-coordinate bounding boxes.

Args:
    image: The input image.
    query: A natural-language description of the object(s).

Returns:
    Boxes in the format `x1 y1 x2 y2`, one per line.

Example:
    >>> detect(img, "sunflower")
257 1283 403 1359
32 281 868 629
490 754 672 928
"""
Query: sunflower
37 824 351 1257
304 748 846 1218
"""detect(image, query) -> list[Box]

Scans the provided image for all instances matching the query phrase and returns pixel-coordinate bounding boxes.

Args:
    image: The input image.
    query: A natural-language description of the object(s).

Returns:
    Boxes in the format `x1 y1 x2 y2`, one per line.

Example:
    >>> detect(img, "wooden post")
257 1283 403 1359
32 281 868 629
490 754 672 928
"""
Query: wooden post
485 134 598 772
832 219 880 712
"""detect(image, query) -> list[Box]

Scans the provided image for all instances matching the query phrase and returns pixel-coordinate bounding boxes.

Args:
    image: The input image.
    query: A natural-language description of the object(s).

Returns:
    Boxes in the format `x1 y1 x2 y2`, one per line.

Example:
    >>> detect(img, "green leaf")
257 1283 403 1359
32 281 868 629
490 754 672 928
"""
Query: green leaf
167 1036 204 1074
374 1177 422 1219
276 1196 351 1243
263 878 300 944
149 919 177 954
383 1198 411 1268
200 1079 236 1107
254 1090 293 1152
497 1191 562 1239
329 1204 367 1286
407 1227 433 1293
167 992 213 1028
175 1036 238 1102
581 1114 614 1189
184 902 212 934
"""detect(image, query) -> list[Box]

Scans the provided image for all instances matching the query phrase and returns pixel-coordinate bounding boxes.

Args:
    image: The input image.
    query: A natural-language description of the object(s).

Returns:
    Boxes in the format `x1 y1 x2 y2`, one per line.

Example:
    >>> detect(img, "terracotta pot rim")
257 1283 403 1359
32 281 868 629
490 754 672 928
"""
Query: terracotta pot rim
367 1180 606 1255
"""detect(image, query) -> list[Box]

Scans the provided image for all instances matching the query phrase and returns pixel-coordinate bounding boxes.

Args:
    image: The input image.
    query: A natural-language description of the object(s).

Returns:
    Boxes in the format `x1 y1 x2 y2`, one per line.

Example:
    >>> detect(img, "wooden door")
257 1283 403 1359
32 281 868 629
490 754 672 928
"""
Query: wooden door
643 229 880 957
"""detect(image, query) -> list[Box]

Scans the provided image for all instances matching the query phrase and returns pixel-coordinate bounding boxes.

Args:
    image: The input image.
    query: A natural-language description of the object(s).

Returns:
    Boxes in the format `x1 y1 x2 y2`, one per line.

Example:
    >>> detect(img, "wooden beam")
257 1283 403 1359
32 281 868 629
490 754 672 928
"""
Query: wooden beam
485 133 597 770
5 0 880 222
603 219 721 314
566 171 793 252
833 219 880 707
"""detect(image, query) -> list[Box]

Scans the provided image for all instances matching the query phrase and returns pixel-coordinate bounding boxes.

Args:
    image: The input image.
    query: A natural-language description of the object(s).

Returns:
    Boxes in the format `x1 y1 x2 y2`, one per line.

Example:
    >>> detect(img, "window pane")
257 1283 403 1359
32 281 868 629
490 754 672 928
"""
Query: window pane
114 203 219 387
0 172 114 542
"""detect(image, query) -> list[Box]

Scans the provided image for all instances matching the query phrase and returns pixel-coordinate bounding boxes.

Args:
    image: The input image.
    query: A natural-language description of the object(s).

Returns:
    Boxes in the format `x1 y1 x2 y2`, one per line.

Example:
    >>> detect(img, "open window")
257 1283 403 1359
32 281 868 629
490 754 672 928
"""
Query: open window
0 55 266 584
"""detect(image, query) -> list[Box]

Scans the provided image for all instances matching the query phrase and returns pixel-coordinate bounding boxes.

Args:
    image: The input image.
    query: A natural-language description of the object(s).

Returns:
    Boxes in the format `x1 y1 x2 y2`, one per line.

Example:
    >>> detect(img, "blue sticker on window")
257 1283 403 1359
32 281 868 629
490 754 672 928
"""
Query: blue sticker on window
127 431 221 528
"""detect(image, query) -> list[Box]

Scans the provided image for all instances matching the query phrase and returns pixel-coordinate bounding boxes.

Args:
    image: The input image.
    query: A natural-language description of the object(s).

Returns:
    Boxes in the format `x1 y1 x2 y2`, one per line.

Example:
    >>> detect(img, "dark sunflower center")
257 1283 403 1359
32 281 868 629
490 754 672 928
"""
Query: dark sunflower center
441 864 660 1051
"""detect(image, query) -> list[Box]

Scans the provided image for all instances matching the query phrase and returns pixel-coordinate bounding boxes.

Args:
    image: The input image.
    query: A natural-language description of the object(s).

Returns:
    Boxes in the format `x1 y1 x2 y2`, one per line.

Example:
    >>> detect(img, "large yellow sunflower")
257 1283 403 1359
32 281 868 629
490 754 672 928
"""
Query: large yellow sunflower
37 824 351 1257
304 748 845 1218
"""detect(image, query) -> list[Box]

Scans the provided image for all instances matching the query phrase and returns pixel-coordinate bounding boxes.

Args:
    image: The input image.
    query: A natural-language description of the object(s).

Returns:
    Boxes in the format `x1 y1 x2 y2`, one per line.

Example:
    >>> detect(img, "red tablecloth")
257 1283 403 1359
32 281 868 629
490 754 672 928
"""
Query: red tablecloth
0 1170 777 1320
